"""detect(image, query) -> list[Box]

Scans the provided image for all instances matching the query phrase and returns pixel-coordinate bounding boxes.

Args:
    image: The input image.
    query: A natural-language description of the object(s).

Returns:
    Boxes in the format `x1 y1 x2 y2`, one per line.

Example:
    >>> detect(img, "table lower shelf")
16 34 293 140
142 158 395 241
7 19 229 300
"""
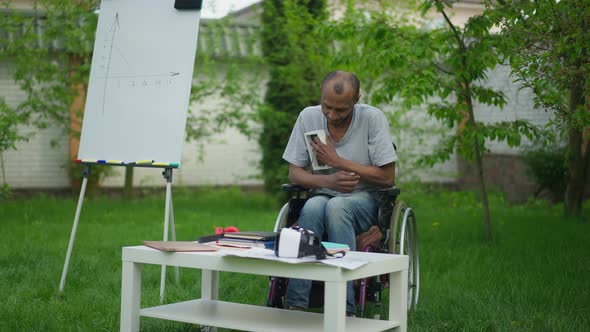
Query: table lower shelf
140 299 398 332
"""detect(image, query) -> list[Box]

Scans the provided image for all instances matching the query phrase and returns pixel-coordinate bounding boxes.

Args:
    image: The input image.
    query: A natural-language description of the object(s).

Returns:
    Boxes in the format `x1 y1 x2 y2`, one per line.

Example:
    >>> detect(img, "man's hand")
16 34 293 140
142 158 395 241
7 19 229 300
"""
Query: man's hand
310 136 340 168
325 171 360 193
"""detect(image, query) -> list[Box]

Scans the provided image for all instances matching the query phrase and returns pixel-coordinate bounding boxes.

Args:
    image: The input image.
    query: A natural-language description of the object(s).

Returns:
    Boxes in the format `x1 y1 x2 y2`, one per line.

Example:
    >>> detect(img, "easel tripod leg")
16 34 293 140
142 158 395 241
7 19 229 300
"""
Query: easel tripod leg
169 199 180 284
59 165 90 292
160 168 173 303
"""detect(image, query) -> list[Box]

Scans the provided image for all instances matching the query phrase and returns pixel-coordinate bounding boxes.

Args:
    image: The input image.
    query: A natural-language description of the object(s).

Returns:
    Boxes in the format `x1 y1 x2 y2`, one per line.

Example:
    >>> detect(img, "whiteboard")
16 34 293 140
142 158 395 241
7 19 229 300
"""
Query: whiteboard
78 0 201 166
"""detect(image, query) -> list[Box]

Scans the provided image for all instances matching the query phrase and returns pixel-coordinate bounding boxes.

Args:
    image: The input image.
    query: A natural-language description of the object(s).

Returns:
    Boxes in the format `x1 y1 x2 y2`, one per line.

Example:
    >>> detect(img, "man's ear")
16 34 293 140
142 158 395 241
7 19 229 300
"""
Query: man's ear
355 94 361 103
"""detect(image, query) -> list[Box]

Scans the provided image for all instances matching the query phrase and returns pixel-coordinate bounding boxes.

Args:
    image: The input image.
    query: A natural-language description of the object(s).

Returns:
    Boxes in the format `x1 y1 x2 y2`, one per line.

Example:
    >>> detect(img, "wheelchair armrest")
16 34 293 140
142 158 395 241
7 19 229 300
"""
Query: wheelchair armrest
376 186 400 198
281 184 309 193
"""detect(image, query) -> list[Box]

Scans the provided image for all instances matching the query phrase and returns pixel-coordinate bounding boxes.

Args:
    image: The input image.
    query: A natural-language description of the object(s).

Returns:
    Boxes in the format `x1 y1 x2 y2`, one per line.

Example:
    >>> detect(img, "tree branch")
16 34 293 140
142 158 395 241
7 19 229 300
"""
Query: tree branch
435 0 465 51
434 62 454 75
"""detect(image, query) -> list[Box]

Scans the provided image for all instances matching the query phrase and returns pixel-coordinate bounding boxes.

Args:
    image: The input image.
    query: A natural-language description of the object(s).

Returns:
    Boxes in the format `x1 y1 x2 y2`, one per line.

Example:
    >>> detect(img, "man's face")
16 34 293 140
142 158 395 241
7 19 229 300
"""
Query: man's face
321 85 357 127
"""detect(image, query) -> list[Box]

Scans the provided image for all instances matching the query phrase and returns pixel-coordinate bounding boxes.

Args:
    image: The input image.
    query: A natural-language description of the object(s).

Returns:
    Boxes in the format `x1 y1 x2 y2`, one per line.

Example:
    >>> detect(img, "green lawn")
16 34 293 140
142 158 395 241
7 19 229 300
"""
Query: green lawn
1 187 589 331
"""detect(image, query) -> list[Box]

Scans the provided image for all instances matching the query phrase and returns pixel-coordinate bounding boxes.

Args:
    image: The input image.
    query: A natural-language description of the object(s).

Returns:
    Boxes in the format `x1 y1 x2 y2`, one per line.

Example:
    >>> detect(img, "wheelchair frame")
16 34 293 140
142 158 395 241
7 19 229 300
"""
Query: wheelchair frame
268 185 419 317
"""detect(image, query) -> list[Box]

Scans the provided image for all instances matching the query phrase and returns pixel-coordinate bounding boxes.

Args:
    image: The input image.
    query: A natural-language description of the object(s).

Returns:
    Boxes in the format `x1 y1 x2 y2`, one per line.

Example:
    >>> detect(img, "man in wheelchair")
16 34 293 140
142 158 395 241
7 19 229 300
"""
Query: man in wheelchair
281 70 398 316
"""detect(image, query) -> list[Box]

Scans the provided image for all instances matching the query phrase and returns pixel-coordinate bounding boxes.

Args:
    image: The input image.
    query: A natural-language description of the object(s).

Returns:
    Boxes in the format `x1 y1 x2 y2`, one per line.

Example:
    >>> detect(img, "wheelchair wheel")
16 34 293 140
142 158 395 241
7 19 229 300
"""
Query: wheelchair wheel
388 200 419 311
274 202 289 232
267 276 287 308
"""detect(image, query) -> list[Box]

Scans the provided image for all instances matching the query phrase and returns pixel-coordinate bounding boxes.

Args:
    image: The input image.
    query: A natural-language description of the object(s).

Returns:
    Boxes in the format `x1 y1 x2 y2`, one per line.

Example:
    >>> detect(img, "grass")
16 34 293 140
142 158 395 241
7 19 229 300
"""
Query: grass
0 187 589 331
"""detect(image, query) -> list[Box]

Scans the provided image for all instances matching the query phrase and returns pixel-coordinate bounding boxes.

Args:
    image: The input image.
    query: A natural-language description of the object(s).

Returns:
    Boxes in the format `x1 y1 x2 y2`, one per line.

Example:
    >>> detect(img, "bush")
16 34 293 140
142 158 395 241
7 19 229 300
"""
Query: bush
0 183 12 200
523 146 568 202
259 0 328 196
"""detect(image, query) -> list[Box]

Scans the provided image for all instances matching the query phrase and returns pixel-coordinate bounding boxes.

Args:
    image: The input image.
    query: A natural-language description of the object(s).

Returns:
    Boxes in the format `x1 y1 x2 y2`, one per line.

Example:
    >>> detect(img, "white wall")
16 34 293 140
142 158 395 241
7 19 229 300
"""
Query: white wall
99 127 262 187
474 64 550 155
377 64 552 185
1 59 551 189
1 59 263 189
0 125 70 188
93 72 264 188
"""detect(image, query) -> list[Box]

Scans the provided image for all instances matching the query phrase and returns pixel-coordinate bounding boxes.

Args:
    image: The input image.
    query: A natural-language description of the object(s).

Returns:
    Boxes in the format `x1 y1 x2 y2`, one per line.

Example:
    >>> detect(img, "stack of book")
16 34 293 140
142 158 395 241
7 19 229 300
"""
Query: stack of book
217 231 277 249
321 241 350 254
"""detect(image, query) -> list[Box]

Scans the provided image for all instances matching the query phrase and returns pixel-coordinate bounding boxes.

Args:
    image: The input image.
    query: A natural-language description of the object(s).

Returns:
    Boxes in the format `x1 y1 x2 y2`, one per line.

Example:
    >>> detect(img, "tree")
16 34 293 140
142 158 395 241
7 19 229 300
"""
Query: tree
486 0 590 218
0 98 29 197
260 0 328 195
319 0 547 240
0 0 102 192
186 18 265 146
0 2 262 197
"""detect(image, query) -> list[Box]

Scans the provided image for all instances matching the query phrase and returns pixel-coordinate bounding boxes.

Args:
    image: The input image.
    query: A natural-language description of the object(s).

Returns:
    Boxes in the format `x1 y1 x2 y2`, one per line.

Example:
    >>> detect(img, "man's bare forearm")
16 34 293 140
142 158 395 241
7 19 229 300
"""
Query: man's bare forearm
288 164 328 189
289 161 395 190
332 158 395 187
310 139 395 187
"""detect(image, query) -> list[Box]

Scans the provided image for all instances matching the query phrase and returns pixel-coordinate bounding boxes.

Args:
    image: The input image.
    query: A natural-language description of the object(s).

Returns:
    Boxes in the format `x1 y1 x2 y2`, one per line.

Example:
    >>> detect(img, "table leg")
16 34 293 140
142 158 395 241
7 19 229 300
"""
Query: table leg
202 269 219 300
389 270 408 332
200 270 219 332
324 281 346 332
120 261 141 332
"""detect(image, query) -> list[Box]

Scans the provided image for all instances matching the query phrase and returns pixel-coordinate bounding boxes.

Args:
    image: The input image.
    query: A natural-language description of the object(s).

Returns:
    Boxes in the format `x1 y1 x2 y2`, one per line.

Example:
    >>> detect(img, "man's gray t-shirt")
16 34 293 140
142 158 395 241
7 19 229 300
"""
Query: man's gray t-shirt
282 103 397 197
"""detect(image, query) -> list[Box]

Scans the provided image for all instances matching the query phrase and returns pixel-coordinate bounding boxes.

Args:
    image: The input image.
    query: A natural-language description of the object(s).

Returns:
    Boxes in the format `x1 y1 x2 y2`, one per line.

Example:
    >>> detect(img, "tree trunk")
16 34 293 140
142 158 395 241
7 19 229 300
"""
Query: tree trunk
68 54 91 193
464 80 493 241
0 151 6 186
564 79 587 218
123 166 135 200
472 142 492 240
441 3 492 240
68 55 85 165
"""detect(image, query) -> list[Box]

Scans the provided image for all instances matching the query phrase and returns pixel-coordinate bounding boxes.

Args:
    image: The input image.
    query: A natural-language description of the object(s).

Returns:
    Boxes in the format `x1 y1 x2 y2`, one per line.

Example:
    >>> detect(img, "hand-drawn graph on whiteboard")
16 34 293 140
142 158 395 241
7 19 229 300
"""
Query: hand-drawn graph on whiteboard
78 0 201 165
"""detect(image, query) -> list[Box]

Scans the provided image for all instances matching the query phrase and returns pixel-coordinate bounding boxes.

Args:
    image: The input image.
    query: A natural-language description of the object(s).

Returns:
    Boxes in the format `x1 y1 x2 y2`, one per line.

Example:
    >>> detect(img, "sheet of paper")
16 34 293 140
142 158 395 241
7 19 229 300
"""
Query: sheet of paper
222 247 368 270
223 247 319 264
321 256 368 270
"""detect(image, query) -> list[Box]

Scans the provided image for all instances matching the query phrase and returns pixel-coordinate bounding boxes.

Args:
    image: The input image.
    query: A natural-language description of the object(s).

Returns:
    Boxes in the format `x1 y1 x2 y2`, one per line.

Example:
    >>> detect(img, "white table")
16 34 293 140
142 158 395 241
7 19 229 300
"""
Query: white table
120 246 408 332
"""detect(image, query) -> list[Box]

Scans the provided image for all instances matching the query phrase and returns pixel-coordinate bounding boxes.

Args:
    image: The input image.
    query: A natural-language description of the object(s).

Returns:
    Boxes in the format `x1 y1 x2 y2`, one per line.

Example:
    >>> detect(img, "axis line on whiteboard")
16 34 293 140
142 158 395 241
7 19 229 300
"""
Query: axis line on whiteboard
103 12 120 114
96 72 180 79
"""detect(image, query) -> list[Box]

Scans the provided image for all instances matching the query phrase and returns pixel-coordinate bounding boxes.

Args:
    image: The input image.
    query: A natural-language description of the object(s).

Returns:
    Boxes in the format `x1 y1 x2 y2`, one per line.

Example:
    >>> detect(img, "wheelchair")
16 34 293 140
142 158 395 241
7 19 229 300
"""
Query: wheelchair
267 184 420 318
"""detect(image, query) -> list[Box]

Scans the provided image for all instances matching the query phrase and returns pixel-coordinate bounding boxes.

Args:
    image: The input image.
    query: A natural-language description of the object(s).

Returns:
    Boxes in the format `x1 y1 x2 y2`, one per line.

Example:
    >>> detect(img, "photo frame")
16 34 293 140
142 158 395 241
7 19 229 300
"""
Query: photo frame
304 130 332 171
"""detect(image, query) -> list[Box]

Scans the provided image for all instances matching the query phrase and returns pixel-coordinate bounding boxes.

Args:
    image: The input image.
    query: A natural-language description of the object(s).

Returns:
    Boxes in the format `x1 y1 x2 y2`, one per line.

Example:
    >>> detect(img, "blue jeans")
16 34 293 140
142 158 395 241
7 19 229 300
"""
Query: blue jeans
284 191 380 314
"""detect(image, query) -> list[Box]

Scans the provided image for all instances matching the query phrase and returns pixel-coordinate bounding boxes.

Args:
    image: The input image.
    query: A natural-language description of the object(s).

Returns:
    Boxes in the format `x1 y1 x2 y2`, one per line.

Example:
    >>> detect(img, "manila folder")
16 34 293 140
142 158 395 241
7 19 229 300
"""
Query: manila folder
143 241 217 252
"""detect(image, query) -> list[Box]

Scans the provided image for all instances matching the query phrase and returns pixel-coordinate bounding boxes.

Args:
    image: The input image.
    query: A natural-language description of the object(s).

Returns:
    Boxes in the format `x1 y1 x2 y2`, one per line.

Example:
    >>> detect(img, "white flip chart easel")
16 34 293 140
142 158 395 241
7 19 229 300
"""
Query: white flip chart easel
59 0 203 304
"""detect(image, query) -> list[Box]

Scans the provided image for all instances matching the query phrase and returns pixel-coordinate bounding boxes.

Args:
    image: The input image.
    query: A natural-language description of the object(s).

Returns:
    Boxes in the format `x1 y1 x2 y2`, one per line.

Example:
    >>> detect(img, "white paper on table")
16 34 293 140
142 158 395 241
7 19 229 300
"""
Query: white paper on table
223 247 319 264
321 256 368 270
223 247 368 270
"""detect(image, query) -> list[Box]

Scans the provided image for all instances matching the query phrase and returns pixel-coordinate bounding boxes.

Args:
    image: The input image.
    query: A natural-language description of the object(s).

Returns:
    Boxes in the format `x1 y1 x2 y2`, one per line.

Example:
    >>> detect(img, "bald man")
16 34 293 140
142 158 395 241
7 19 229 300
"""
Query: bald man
282 70 397 315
